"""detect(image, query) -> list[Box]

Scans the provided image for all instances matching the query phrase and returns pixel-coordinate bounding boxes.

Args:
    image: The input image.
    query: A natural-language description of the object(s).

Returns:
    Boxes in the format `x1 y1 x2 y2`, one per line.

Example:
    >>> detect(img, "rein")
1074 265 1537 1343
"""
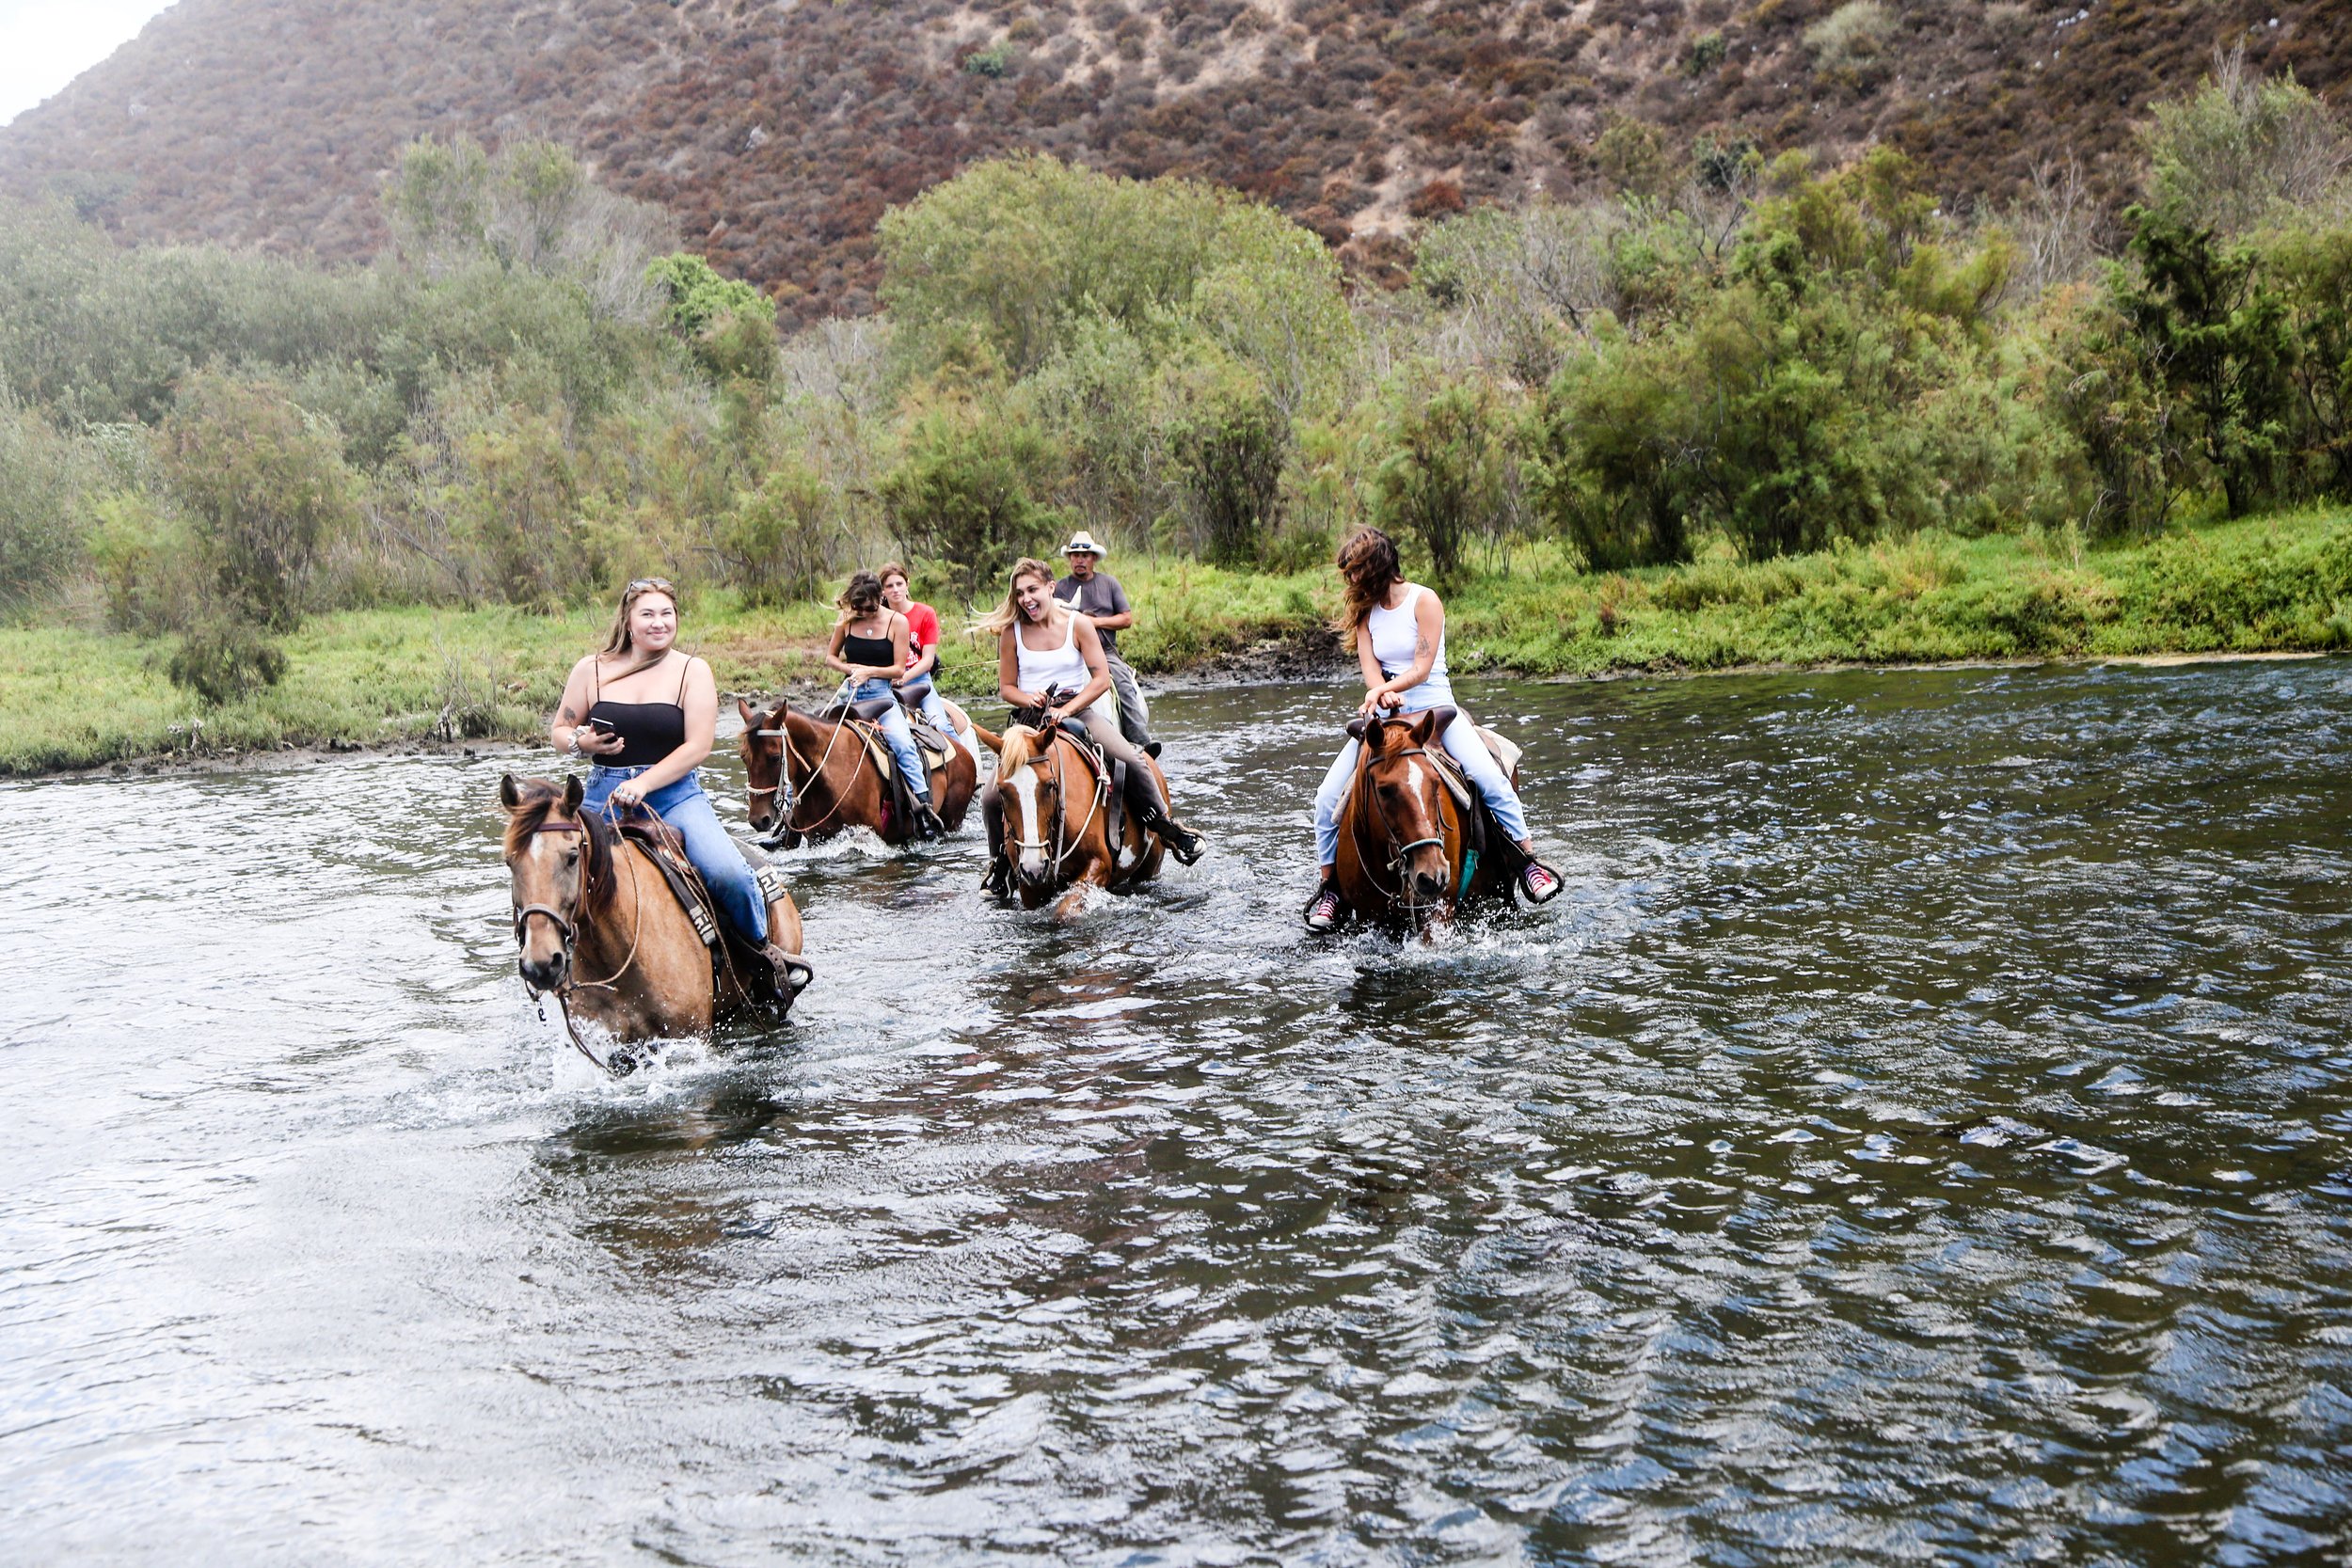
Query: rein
1003 731 1108 875
750 682 863 839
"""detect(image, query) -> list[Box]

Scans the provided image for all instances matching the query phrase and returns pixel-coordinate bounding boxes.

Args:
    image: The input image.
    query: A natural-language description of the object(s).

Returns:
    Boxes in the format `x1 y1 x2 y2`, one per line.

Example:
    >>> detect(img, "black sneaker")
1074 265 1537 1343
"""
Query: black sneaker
1161 820 1204 866
981 859 1012 900
1303 882 1343 931
914 799 946 841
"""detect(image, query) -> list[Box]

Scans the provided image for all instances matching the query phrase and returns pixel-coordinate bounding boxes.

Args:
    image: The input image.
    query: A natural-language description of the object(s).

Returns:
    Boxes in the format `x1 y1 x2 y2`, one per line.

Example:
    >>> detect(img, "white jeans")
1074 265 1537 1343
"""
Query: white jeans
1312 689 1529 866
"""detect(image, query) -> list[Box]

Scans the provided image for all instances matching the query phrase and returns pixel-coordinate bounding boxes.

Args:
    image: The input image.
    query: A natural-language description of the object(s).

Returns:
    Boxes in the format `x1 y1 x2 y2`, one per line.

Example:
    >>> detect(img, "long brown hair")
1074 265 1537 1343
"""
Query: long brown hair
1332 528 1403 651
971 557 1059 639
834 569 887 626
598 578 680 677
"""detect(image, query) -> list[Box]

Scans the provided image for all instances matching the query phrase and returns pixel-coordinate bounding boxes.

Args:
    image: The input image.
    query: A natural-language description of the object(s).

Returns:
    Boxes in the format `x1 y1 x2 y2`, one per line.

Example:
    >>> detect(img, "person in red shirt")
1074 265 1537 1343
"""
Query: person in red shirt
880 562 977 756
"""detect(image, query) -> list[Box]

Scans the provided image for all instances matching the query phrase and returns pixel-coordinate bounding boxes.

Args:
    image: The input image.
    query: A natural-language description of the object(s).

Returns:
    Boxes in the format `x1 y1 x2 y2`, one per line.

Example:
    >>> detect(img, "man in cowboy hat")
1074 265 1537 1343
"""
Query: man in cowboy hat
1052 530 1160 756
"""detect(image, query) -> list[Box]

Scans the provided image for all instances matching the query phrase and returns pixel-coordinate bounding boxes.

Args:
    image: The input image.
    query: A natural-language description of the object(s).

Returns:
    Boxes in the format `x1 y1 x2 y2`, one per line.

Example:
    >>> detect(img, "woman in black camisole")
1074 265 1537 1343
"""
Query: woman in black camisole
550 578 804 991
824 569 946 840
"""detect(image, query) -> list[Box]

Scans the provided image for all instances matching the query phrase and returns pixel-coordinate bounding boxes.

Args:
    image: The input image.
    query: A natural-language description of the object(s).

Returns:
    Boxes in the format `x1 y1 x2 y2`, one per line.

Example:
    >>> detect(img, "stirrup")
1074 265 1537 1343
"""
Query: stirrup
914 796 946 841
1519 860 1564 905
980 857 1012 899
765 944 815 996
1302 881 1343 931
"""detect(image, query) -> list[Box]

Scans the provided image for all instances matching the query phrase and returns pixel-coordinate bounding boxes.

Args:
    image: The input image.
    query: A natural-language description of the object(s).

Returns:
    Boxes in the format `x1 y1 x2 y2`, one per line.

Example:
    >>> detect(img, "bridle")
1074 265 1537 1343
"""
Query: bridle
747 691 861 842
1002 730 1107 876
1349 736 1456 927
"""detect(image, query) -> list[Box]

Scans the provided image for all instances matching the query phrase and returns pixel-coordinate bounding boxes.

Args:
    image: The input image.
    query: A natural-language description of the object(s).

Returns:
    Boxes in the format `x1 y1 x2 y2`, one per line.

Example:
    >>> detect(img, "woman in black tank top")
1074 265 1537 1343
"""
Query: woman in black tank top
548 578 802 984
825 570 946 839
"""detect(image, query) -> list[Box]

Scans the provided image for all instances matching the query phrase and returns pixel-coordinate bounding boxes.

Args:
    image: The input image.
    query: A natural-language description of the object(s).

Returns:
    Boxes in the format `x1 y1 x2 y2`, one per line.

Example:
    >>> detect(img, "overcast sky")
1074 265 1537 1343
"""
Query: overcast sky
0 0 176 127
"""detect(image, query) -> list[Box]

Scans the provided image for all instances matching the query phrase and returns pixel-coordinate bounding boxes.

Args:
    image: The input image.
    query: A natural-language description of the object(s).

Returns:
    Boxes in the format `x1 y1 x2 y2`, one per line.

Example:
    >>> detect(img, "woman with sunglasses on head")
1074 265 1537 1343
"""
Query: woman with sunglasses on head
552 578 805 990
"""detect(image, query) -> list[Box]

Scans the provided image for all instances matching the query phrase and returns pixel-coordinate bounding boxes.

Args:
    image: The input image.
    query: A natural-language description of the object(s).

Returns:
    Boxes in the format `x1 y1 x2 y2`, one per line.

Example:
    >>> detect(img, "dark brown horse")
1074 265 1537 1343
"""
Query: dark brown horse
500 773 808 1072
988 722 1168 919
736 698 987 848
1330 708 1513 933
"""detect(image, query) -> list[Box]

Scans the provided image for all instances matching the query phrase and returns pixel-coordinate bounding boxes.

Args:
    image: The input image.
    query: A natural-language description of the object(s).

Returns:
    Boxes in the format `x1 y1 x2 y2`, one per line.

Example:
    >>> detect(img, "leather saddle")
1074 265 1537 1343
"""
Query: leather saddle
1343 705 1525 868
811 696 955 834
594 809 788 987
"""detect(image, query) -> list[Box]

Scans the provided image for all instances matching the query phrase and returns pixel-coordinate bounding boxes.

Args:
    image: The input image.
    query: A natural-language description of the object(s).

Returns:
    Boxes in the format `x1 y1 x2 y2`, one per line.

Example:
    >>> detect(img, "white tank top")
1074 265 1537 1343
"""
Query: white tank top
1016 608 1097 709
1365 584 1450 695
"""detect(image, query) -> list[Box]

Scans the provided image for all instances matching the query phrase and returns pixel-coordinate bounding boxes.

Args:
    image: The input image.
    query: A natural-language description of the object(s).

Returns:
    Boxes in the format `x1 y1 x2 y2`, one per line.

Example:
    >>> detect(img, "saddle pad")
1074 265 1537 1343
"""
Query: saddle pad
617 819 723 951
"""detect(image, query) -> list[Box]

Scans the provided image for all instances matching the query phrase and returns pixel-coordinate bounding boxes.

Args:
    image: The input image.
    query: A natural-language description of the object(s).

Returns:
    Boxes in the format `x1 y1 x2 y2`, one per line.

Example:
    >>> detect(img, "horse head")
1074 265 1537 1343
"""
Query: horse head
737 697 803 846
995 723 1070 894
1357 709 1455 914
499 771 592 993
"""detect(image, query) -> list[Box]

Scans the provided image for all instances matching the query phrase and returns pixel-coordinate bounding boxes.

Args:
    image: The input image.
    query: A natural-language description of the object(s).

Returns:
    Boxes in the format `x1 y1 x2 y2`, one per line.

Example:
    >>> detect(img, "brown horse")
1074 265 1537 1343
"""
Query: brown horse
1331 708 1513 933
987 722 1168 919
499 773 808 1073
737 698 986 848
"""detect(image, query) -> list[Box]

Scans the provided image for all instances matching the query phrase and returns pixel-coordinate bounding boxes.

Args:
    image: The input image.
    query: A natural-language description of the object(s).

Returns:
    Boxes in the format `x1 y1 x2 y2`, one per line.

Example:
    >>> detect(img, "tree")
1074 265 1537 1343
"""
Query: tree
2115 206 2296 517
162 372 356 633
1368 372 1513 588
879 392 1063 600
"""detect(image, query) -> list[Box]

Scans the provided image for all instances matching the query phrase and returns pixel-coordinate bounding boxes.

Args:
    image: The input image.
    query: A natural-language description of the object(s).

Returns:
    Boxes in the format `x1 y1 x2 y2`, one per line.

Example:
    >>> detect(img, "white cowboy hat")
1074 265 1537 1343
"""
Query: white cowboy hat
1060 531 1108 557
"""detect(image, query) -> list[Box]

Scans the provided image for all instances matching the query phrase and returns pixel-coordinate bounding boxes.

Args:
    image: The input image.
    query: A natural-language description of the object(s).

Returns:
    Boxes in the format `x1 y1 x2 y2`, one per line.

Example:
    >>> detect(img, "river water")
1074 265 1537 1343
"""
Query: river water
4 660 2350 1565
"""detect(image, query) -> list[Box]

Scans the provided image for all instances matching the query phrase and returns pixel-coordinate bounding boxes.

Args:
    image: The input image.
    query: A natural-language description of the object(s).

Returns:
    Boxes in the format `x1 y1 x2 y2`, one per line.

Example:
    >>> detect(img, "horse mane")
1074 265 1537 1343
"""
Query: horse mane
501 777 614 916
997 723 1044 776
500 779 564 857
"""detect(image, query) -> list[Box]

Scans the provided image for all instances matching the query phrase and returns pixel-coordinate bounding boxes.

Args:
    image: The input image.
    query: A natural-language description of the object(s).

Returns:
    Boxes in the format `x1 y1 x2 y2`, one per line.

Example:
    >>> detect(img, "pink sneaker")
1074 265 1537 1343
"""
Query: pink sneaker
1303 883 1343 931
1519 862 1562 904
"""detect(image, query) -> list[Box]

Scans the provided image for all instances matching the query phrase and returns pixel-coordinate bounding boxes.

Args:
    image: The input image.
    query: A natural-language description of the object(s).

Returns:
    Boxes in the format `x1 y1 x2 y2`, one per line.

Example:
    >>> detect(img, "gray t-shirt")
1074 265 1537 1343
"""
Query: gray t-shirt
1052 572 1131 655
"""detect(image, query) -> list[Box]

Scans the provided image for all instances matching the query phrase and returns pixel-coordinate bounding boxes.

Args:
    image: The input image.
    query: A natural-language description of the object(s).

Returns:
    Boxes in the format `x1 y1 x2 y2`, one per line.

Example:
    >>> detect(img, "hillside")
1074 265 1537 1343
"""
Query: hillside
2 0 2345 327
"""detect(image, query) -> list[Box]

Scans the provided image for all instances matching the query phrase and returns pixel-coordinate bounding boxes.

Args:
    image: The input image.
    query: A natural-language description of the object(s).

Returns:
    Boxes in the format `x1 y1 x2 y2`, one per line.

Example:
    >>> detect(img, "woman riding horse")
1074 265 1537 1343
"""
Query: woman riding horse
1305 529 1561 929
825 570 947 841
975 557 1204 897
879 562 979 758
550 578 804 993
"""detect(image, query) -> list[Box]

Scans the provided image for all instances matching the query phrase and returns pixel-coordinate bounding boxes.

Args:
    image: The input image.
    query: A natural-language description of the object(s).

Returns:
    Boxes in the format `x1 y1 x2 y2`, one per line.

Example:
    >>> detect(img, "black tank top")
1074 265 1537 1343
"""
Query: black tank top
842 620 895 670
587 657 690 768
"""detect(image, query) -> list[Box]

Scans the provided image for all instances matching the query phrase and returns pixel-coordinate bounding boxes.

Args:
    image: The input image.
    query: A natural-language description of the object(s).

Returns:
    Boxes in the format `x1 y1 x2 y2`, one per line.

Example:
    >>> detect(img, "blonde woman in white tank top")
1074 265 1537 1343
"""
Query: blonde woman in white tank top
974 558 1203 891
1307 529 1559 927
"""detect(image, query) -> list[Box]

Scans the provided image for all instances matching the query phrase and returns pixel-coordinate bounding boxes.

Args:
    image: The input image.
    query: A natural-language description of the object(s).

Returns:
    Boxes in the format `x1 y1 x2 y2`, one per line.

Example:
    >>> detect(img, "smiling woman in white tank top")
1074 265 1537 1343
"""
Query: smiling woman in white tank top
1305 528 1559 928
971 557 1204 892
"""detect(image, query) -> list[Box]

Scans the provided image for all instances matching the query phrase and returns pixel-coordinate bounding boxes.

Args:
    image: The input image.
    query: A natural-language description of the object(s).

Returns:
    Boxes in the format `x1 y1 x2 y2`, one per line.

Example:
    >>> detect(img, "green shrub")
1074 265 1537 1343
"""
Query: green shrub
167 616 289 705
879 393 1063 599
1166 365 1289 565
723 459 838 607
161 372 358 631
1368 372 1513 587
0 388 94 610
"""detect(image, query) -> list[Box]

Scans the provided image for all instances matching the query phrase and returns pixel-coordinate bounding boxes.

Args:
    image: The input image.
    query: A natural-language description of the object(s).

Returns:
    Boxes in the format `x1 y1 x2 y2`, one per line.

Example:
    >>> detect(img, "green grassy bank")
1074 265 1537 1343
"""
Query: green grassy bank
5 507 2347 777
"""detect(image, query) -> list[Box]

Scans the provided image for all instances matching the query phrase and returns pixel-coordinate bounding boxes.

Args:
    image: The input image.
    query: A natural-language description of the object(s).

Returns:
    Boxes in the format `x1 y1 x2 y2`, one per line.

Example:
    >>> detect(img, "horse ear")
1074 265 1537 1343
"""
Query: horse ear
736 696 756 728
498 772 521 811
562 774 583 815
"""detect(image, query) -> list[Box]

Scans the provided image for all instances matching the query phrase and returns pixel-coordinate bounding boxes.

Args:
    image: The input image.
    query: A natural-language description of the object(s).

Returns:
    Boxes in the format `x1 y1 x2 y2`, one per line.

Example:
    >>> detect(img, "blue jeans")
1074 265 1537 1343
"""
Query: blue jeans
582 766 768 943
1312 682 1530 867
853 678 931 799
897 676 971 748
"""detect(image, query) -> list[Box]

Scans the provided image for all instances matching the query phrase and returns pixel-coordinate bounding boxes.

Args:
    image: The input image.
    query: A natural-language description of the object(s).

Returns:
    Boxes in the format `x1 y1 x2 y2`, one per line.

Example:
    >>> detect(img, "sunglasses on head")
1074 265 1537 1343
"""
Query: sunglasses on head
626 578 675 594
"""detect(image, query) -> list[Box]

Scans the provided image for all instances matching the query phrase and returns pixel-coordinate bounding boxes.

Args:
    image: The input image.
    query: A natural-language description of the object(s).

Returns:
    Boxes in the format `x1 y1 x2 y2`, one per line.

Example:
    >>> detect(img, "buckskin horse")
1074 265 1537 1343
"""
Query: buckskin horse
1331 706 1517 934
988 721 1168 919
737 698 986 848
499 773 809 1073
